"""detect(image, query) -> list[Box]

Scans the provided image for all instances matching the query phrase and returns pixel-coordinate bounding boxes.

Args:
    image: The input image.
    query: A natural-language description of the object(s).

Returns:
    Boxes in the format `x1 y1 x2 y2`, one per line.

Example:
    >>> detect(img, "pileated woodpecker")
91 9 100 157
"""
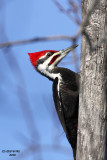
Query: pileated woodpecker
28 45 79 160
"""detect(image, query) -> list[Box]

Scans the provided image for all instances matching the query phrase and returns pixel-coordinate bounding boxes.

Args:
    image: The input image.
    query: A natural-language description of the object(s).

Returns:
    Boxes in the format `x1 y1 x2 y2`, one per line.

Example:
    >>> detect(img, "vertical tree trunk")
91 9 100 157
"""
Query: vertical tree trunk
76 0 107 160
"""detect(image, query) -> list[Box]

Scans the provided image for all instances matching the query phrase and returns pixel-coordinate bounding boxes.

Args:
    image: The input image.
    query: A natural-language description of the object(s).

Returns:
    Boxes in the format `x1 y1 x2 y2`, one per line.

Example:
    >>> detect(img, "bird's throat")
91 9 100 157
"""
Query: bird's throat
37 64 61 81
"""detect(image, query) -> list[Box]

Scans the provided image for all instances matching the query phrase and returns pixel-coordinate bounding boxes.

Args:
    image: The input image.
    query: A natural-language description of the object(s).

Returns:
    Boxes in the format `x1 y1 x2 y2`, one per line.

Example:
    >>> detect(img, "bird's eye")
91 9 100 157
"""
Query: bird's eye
47 52 52 57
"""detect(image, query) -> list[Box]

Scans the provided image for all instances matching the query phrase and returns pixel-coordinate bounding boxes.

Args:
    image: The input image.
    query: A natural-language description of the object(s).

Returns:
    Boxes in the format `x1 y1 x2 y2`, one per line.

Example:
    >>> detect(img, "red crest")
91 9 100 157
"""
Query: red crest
28 50 57 67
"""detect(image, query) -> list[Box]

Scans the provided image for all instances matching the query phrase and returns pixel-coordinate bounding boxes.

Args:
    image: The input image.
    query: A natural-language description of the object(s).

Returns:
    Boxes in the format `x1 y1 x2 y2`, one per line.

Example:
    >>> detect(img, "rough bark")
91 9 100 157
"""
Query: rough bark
76 0 107 160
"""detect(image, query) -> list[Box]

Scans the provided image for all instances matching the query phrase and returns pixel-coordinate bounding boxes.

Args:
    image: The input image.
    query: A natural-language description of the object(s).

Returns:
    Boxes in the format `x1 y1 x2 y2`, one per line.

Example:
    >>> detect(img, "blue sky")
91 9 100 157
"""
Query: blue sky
0 0 81 160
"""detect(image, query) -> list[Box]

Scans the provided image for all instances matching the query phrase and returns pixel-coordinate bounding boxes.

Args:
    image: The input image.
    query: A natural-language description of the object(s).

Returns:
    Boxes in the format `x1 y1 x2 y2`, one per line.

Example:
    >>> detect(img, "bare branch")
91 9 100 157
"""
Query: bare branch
0 0 104 52
0 35 74 48
53 0 81 25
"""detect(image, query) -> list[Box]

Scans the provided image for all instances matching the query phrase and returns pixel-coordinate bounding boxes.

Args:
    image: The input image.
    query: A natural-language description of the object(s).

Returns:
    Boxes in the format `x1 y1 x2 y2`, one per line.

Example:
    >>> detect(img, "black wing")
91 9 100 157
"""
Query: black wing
53 77 79 158
52 77 68 134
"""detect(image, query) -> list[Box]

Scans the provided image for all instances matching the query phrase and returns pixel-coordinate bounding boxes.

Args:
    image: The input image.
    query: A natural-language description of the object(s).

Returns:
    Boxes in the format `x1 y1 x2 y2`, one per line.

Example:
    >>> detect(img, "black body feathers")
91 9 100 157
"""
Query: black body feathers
52 67 79 159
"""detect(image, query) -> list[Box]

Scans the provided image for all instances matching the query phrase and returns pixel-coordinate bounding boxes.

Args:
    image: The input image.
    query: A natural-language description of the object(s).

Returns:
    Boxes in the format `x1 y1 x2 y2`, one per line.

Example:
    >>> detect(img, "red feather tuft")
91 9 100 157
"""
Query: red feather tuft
28 50 57 67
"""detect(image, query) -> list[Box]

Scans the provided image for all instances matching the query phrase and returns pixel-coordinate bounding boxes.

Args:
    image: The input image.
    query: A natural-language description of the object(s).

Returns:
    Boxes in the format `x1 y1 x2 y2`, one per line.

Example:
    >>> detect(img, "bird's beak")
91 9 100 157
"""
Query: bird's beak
54 44 78 56
50 44 78 67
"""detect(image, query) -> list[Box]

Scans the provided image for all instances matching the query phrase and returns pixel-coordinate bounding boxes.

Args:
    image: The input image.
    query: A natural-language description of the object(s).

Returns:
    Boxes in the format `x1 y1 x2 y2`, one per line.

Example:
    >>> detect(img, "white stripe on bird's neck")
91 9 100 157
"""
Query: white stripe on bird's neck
38 63 61 80
38 54 62 80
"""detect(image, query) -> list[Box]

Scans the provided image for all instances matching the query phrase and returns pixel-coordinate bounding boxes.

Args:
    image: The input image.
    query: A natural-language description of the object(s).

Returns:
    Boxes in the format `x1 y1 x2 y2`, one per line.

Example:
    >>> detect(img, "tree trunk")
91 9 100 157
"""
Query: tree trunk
76 0 107 160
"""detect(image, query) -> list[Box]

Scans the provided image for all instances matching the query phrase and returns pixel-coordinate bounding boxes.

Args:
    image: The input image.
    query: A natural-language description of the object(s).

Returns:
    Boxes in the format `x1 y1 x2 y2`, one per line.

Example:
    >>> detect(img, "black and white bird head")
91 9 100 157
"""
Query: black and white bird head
28 45 78 80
